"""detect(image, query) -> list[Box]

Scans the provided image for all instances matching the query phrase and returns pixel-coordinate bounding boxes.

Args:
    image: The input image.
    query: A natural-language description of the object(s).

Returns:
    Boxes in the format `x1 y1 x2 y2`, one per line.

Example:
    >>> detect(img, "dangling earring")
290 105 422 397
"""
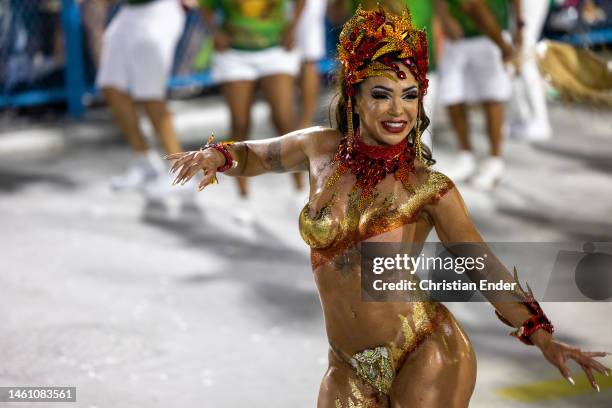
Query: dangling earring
415 125 423 163
347 97 355 148
414 105 423 163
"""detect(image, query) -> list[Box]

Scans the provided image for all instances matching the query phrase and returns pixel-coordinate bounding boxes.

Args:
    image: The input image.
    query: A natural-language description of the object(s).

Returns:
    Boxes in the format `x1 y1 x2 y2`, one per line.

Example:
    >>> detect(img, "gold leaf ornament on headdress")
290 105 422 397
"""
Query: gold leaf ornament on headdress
337 5 429 97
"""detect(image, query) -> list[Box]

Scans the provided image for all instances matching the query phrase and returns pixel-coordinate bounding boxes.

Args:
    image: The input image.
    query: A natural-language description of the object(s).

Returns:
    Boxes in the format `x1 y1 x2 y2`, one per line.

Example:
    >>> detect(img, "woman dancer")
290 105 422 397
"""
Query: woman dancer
98 0 187 197
168 7 609 407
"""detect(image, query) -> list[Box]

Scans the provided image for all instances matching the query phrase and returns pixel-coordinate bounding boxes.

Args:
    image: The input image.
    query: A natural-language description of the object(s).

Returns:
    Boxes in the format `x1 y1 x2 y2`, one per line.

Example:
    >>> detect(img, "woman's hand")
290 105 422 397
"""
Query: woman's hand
500 42 522 76
534 332 611 391
281 23 297 50
512 27 524 51
166 149 225 191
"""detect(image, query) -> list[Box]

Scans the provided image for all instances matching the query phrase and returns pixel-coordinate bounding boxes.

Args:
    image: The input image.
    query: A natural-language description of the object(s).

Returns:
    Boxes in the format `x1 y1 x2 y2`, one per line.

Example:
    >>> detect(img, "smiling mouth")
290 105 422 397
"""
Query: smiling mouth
381 121 407 133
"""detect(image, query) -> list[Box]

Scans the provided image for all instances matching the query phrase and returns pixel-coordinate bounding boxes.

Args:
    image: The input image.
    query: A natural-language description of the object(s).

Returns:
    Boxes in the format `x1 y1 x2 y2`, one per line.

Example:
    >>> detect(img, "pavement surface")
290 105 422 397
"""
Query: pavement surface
0 91 611 408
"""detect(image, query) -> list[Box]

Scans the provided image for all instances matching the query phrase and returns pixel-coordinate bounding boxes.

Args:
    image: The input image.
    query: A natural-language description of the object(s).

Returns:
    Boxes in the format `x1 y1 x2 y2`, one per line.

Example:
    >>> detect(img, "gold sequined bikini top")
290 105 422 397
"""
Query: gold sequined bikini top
299 168 454 268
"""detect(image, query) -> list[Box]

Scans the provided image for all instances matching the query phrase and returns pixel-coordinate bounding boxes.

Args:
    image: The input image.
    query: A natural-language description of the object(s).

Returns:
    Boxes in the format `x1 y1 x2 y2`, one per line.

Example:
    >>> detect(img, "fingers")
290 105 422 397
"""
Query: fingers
177 162 203 185
169 153 191 174
165 150 221 192
174 161 201 185
164 152 187 160
589 359 612 376
572 350 612 377
198 170 217 191
583 351 610 358
579 363 599 392
170 152 197 174
564 348 612 391
554 355 574 385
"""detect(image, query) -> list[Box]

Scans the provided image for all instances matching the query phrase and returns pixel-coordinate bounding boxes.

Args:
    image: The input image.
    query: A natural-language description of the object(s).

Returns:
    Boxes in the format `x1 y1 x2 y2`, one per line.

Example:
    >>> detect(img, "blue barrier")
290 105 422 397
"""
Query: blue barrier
1 1 66 110
61 0 86 117
547 27 612 46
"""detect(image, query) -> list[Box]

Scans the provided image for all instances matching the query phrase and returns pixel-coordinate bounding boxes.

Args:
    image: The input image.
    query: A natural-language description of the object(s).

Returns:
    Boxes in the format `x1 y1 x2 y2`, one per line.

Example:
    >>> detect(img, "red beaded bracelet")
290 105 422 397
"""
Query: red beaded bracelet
494 267 554 346
495 300 554 345
203 133 236 173
512 300 554 345
208 143 234 172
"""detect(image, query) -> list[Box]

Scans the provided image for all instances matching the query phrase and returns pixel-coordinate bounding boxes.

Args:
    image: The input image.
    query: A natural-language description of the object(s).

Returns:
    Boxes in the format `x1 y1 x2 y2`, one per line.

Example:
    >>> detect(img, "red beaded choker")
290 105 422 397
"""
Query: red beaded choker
334 128 416 194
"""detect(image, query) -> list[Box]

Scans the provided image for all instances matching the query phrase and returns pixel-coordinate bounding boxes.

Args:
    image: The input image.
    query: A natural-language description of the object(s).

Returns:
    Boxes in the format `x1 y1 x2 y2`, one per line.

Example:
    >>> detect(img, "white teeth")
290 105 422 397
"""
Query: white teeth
384 122 405 128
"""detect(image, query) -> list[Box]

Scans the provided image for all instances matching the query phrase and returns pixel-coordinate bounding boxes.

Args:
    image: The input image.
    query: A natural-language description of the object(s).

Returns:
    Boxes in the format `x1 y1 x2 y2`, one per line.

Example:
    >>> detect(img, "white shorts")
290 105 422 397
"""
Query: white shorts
211 47 300 84
296 0 327 61
438 36 512 105
96 0 185 100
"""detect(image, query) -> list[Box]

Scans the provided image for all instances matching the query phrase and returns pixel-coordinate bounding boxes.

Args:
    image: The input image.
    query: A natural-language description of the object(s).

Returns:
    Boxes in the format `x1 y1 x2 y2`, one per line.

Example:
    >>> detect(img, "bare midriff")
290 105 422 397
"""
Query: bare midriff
314 222 439 355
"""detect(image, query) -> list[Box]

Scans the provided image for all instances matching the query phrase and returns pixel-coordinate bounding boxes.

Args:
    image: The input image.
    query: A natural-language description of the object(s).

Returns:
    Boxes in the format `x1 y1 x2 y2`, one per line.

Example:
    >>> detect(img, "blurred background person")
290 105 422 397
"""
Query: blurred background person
199 0 305 199
80 0 114 70
97 0 188 198
509 0 552 141
295 0 327 130
436 0 519 189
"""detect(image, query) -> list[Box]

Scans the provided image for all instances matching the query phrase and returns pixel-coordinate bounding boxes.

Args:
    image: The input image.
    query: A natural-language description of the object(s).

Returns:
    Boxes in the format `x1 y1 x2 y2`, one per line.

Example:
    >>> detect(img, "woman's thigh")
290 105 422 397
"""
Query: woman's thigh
318 350 389 408
221 81 257 138
259 74 296 134
389 311 477 408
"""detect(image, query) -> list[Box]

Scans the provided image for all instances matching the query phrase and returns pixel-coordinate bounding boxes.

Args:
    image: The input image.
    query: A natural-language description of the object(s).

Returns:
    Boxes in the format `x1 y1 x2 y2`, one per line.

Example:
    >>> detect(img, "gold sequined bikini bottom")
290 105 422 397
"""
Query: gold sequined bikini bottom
336 345 395 395
329 310 443 397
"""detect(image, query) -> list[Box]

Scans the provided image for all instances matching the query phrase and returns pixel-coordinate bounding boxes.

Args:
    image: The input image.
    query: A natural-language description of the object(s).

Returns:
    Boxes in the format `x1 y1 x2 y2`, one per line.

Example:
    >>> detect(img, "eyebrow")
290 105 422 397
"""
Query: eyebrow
372 85 418 93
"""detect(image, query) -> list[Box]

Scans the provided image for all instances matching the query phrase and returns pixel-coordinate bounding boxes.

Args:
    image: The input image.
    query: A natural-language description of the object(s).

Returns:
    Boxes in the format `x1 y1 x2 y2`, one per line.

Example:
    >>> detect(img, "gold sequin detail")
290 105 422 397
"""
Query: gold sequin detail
387 303 441 369
361 170 454 242
300 169 454 268
299 191 342 249
303 188 362 268
350 346 394 395
413 301 436 332
388 314 414 367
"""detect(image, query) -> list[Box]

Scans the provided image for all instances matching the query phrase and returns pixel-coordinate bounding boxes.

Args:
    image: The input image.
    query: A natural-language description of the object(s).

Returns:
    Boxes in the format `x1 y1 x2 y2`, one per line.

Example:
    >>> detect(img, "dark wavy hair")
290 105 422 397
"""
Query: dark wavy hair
329 65 436 167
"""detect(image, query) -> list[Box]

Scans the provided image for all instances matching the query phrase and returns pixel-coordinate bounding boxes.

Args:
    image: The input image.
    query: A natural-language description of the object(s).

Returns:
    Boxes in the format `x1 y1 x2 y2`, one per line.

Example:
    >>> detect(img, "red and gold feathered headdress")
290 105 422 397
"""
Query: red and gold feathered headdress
337 6 429 160
338 5 429 96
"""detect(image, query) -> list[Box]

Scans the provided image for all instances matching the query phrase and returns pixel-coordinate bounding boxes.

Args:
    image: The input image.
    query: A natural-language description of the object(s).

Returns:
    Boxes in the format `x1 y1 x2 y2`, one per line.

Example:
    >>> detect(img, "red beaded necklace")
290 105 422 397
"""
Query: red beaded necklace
333 128 416 197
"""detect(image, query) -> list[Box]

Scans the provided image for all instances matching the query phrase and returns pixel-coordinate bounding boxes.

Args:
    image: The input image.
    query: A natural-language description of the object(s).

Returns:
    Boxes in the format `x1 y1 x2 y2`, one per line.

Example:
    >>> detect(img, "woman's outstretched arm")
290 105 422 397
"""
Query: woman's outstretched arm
166 127 336 190
427 186 611 389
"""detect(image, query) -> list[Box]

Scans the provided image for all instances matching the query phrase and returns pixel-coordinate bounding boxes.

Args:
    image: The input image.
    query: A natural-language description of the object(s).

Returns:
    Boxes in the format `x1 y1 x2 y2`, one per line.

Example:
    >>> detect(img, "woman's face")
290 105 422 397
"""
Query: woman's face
354 66 419 146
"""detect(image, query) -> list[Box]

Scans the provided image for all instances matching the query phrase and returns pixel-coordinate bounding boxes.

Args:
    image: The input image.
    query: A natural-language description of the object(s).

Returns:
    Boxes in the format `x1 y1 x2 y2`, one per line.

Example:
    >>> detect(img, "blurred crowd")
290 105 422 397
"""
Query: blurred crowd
1 0 611 201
